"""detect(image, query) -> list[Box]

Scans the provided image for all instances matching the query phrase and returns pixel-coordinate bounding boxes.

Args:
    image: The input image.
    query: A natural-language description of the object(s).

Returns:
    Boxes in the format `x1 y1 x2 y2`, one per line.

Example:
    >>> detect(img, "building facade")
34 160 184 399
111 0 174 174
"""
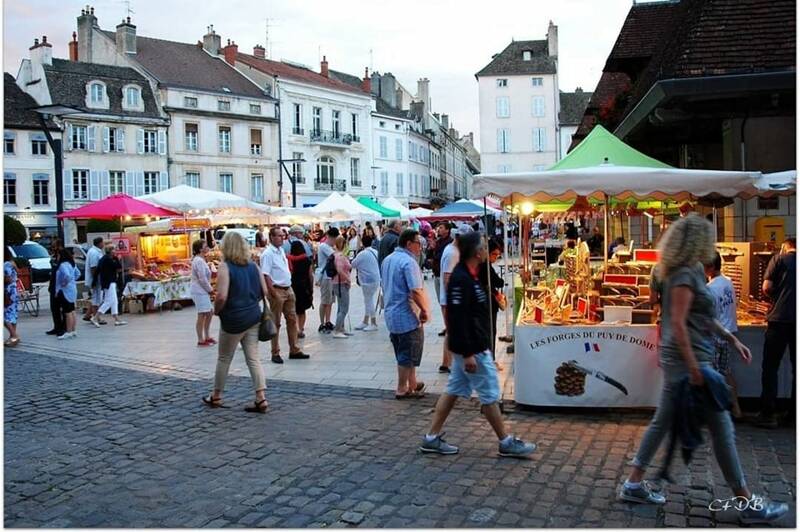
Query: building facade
558 88 592 159
476 22 560 173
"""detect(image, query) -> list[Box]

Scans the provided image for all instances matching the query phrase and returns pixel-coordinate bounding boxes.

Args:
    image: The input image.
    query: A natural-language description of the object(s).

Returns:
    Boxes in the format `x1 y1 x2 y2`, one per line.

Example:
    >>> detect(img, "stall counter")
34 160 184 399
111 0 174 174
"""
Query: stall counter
123 277 192 307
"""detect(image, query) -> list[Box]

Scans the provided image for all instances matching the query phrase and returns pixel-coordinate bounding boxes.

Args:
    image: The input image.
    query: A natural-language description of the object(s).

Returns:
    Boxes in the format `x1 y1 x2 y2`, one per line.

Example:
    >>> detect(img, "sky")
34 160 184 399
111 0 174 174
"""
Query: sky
3 0 635 150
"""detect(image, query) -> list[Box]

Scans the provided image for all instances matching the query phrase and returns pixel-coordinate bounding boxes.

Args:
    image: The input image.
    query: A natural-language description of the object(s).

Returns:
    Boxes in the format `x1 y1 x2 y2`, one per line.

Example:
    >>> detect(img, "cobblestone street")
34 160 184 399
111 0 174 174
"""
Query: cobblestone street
4 349 795 528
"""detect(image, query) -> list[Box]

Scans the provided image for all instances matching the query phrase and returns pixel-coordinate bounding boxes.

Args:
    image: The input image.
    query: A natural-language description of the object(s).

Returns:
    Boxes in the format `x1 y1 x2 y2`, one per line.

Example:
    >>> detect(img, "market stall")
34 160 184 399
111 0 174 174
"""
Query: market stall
472 125 777 408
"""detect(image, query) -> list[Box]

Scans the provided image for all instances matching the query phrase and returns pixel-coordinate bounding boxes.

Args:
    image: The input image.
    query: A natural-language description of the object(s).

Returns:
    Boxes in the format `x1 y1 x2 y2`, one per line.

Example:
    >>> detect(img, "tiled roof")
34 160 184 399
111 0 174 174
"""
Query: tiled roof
236 54 368 95
559 90 593 126
475 40 556 77
4 73 57 130
328 69 364 89
329 68 410 119
605 1 682 66
42 59 162 119
99 30 267 98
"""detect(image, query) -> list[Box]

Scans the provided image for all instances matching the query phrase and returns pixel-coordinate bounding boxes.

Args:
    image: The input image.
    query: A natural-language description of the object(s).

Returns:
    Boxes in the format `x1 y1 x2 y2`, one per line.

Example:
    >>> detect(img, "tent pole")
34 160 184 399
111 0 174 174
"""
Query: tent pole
603 194 609 270
483 198 495 360
119 216 126 286
503 206 511 338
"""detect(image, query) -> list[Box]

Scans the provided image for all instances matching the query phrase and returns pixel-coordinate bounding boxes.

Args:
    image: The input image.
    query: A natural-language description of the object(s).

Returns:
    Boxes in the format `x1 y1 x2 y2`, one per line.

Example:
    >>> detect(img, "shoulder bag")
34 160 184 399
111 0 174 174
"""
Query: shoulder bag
258 296 278 341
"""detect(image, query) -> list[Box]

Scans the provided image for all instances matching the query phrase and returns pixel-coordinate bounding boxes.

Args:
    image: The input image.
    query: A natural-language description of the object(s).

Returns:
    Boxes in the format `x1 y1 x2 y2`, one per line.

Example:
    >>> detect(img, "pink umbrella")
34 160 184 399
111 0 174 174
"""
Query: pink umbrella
57 194 180 220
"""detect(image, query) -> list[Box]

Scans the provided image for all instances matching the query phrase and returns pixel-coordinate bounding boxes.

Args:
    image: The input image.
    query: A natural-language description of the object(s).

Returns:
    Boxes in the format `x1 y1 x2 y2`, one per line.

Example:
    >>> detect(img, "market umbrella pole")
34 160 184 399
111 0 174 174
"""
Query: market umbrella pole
483 198 495 360
603 194 609 270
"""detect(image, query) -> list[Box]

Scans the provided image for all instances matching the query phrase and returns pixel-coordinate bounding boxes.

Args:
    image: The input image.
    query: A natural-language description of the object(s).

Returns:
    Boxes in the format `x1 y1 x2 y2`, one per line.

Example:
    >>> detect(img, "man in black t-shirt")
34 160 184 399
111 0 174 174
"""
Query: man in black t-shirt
757 238 796 428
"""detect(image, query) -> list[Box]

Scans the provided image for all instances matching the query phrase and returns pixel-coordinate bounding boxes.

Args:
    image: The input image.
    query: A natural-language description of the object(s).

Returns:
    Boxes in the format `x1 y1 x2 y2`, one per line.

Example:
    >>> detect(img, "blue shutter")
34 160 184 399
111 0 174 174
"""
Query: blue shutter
136 129 144 154
102 127 110 152
135 171 144 196
157 130 167 155
116 128 125 152
159 171 168 192
66 124 73 150
89 170 100 200
63 168 73 200
87 125 96 152
100 170 110 198
124 171 135 196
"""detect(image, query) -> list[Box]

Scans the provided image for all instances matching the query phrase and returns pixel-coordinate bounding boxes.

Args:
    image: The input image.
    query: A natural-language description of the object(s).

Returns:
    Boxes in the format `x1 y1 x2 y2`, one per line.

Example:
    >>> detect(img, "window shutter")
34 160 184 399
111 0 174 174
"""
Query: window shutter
116 128 125 152
125 171 135 196
87 125 96 152
497 129 503 152
66 124 73 151
158 130 167 155
100 170 110 198
89 170 100 200
102 127 110 152
159 171 168 192
136 128 145 154
63 169 73 200
135 171 144 196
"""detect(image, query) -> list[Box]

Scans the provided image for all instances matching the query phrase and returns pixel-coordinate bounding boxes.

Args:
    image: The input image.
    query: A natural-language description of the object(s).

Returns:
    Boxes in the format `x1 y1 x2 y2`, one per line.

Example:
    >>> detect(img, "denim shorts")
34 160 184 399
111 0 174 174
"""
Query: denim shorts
446 350 501 405
390 327 424 367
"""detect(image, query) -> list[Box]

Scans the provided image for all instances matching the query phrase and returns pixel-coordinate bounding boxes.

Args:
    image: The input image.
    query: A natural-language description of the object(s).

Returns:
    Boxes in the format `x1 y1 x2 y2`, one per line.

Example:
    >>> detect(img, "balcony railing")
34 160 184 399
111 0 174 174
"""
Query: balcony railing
314 179 347 192
310 129 352 146
292 127 305 135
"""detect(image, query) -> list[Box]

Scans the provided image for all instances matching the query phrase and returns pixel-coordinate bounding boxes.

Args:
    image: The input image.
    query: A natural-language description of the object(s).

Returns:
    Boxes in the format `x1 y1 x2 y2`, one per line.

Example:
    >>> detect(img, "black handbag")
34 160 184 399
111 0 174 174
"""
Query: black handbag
258 298 278 341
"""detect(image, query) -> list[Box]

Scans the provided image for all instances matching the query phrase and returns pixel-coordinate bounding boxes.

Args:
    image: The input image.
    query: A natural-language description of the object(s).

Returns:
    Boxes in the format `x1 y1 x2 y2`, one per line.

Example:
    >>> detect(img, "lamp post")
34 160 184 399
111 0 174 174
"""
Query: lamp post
277 157 306 208
30 104 82 243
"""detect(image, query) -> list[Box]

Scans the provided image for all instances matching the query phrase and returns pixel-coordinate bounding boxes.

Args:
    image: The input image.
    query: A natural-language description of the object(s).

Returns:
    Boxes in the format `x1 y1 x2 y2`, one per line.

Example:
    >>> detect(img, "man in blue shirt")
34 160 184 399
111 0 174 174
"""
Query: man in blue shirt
381 229 430 399
282 225 312 257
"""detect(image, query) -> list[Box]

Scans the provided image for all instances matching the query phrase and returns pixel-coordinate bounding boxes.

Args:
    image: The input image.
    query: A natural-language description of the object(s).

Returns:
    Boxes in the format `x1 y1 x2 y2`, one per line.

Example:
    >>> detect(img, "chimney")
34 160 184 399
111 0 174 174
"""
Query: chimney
547 20 558 57
410 101 425 121
202 25 221 55
416 77 430 111
361 67 370 92
30 35 53 67
115 16 136 54
222 39 238 65
68 32 78 61
320 55 329 78
77 5 97 63
370 71 381 96
379 72 396 107
253 44 265 58
441 114 449 129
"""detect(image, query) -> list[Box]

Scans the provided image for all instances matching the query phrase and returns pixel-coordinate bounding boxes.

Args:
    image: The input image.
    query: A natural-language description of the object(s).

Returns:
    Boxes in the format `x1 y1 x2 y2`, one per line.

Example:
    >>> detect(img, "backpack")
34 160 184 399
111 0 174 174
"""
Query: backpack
324 253 338 279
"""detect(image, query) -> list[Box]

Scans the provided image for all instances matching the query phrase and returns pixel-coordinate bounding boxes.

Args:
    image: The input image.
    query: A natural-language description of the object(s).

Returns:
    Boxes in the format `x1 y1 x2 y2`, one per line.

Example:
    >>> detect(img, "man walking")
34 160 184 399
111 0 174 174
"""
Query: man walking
438 224 472 373
757 237 796 428
378 220 402 267
421 232 536 457
45 238 65 335
432 222 452 337
83 236 105 323
381 229 430 399
315 227 339 333
261 227 310 364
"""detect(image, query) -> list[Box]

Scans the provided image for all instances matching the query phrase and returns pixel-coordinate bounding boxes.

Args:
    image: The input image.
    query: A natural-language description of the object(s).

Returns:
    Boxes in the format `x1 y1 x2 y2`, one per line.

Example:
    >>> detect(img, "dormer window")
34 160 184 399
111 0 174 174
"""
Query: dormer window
91 83 104 102
122 84 144 111
86 81 109 109
523 50 532 61
496 78 508 88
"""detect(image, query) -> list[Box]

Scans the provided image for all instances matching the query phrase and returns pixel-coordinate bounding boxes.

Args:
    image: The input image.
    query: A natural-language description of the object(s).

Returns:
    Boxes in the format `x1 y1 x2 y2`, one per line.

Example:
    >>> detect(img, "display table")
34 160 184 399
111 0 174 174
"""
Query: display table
122 277 192 307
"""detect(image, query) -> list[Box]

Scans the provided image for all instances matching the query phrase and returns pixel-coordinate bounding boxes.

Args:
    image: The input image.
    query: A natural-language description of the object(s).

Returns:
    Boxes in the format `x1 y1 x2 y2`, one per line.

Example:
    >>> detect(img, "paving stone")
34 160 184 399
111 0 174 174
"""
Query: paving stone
339 511 364 525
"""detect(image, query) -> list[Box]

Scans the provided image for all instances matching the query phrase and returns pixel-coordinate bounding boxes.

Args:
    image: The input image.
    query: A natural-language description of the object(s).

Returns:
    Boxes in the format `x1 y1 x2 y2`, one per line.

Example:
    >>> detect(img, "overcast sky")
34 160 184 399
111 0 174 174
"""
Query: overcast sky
4 0 634 150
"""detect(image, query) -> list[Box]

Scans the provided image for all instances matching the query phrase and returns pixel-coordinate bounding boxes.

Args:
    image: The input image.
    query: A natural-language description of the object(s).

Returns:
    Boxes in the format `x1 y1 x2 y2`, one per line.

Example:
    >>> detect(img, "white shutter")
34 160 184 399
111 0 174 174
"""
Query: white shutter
102 127 110 152
89 170 100 200
159 171 168 192
87 125 96 152
497 129 503 152
540 129 546 151
124 171 135 196
116 128 125 152
157 130 167 155
63 168 73 200
100 170 110 198
135 171 144 196
66 124 73 151
136 128 144 154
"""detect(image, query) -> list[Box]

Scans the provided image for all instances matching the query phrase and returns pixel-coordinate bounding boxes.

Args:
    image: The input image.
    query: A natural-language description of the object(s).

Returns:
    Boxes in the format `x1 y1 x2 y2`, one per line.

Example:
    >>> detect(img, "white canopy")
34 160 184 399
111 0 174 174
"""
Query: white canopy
309 192 380 221
139 185 268 213
381 197 412 217
456 198 503 216
408 207 432 218
757 170 796 193
471 164 763 203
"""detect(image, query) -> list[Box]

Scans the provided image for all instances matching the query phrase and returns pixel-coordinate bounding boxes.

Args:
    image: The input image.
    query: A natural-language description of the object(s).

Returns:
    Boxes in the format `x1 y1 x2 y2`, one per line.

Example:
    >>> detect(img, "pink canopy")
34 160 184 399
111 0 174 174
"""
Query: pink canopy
57 194 180 220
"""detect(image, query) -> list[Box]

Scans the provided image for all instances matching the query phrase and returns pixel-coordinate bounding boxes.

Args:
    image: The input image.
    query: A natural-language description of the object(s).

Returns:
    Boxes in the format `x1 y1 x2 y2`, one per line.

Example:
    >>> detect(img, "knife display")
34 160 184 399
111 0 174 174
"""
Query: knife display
566 360 629 396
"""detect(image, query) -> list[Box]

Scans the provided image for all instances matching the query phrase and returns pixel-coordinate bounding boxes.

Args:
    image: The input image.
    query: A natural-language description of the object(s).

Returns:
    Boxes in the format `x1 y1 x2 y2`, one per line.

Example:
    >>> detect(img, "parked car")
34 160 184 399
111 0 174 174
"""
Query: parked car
6 241 52 283
214 228 257 247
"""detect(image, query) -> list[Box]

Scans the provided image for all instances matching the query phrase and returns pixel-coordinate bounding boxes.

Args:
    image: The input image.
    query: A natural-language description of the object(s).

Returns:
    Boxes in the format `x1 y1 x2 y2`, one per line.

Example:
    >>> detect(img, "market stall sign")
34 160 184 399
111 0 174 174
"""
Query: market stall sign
111 237 131 255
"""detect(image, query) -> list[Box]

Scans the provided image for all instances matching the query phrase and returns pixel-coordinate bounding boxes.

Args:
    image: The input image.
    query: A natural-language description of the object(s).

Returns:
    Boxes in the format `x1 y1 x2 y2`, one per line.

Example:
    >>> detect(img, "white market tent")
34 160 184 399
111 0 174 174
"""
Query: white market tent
757 170 796 193
139 184 268 213
408 207 432 218
456 198 503 216
381 197 412 217
309 192 381 222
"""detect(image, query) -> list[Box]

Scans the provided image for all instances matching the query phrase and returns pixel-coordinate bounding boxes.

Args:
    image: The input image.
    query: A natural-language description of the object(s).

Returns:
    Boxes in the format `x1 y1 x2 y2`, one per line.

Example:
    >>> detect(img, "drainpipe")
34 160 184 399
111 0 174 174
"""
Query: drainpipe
740 115 749 239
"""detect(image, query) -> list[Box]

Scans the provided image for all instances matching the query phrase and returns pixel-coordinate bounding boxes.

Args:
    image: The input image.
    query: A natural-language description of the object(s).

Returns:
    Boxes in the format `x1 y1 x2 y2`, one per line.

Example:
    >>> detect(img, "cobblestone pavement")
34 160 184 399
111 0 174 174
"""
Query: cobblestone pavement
5 350 795 528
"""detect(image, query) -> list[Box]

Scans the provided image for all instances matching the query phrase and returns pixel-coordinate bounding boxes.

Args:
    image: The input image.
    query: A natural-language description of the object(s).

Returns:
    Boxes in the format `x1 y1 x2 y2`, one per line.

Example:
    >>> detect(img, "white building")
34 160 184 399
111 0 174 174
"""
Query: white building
3 72 61 238
476 22 561 173
558 88 592 159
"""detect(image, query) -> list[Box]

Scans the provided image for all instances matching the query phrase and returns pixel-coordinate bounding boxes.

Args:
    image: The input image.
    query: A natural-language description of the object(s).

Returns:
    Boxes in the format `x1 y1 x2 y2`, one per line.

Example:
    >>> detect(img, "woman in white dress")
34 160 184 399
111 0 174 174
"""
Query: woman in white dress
190 239 215 346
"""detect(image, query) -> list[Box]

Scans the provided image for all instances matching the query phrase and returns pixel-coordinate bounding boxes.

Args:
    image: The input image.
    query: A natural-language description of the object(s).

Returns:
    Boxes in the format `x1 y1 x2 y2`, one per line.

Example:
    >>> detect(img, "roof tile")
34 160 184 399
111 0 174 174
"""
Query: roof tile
475 40 556 77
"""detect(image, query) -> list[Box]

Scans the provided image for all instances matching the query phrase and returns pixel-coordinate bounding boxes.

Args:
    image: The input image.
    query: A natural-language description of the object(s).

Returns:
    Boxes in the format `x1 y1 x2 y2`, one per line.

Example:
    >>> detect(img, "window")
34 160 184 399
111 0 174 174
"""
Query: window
143 129 157 153
332 110 340 138
109 171 125 194
218 126 231 153
497 128 510 153
533 128 546 152
184 96 198 108
4 132 14 155
531 77 543 87
3 173 16 205
379 136 388 158
32 173 49 205
395 124 401 130
250 104 261 115
496 78 508 88
106 127 125 152
250 129 262 155
292 103 303 134
31 137 47 156
90 82 104 103
72 125 87 150
125 86 140 108
496 96 510 118
532 96 545 117
379 121 385 128
250 174 264 201
316 156 335 184
380 171 389 196
497 164 511 173
312 107 322 134
219 173 233 193
351 113 358 140
396 172 404 195
291 151 305 184
350 158 360 186
71 169 89 200
218 100 231 111
523 50 532 61
143 172 159 195
184 172 200 188
395 138 403 161
185 123 198 151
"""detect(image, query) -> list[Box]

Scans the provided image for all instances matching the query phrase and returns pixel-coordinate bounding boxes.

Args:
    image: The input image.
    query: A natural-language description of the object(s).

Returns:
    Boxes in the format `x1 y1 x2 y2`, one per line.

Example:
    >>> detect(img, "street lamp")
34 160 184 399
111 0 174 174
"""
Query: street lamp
277 157 307 208
370 165 381 201
30 104 82 242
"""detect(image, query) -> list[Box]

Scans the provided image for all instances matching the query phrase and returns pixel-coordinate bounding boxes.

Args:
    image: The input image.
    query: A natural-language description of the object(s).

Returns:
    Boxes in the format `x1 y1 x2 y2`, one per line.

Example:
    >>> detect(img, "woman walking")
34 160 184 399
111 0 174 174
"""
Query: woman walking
55 248 81 340
4 258 20 347
331 236 352 339
287 240 314 339
190 239 215 346
91 245 127 327
346 227 359 260
203 232 269 413
618 214 787 524
350 234 380 331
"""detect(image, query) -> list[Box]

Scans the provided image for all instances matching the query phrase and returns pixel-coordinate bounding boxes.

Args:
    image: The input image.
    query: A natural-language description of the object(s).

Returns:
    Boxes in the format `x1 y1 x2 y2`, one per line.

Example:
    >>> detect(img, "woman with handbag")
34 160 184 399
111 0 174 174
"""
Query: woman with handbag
203 232 271 414
4 256 20 347
478 238 506 369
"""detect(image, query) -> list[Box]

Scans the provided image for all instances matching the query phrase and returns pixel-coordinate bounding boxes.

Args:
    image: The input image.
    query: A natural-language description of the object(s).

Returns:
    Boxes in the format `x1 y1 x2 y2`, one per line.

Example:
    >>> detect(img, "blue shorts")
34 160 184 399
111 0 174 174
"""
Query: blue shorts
446 350 501 405
390 328 424 368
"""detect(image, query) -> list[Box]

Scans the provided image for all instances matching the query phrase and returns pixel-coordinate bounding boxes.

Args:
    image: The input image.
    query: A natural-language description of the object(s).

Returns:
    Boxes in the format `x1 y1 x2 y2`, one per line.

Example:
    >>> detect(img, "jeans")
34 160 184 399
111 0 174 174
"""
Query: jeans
268 287 299 356
214 323 265 393
632 367 746 490
334 283 350 330
760 321 796 416
361 283 379 319
97 283 119 316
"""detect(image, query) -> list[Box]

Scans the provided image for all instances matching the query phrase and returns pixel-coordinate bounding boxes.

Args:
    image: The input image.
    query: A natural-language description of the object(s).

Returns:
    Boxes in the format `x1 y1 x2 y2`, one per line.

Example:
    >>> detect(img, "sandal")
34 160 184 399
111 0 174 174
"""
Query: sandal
4 338 20 348
244 399 268 413
202 395 226 408
395 391 414 400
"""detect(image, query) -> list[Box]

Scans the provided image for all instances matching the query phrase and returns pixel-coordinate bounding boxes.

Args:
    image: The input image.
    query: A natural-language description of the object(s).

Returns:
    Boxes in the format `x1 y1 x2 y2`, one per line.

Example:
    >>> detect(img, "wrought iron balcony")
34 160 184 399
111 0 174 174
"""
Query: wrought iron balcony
314 179 347 192
310 129 352 146
292 127 305 135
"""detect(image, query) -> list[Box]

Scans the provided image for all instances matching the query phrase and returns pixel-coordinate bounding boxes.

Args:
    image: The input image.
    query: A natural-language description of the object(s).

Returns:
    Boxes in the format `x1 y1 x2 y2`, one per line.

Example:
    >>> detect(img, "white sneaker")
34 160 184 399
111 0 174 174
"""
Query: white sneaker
57 332 75 340
354 323 367 330
332 331 349 339
115 320 128 326
363 324 378 331
90 318 101 328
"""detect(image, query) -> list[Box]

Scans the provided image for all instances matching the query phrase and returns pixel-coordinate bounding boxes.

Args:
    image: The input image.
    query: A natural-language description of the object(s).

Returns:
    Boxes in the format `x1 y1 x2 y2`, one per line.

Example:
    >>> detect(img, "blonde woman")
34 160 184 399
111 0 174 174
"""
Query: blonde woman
619 214 787 524
203 232 269 413
331 235 352 339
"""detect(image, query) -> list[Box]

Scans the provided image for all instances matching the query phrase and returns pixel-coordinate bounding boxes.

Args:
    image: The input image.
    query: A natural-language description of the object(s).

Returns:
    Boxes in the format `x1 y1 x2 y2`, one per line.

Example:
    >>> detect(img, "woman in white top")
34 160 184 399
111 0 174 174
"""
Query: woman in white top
190 239 215 346
346 227 359 260
350 234 381 331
